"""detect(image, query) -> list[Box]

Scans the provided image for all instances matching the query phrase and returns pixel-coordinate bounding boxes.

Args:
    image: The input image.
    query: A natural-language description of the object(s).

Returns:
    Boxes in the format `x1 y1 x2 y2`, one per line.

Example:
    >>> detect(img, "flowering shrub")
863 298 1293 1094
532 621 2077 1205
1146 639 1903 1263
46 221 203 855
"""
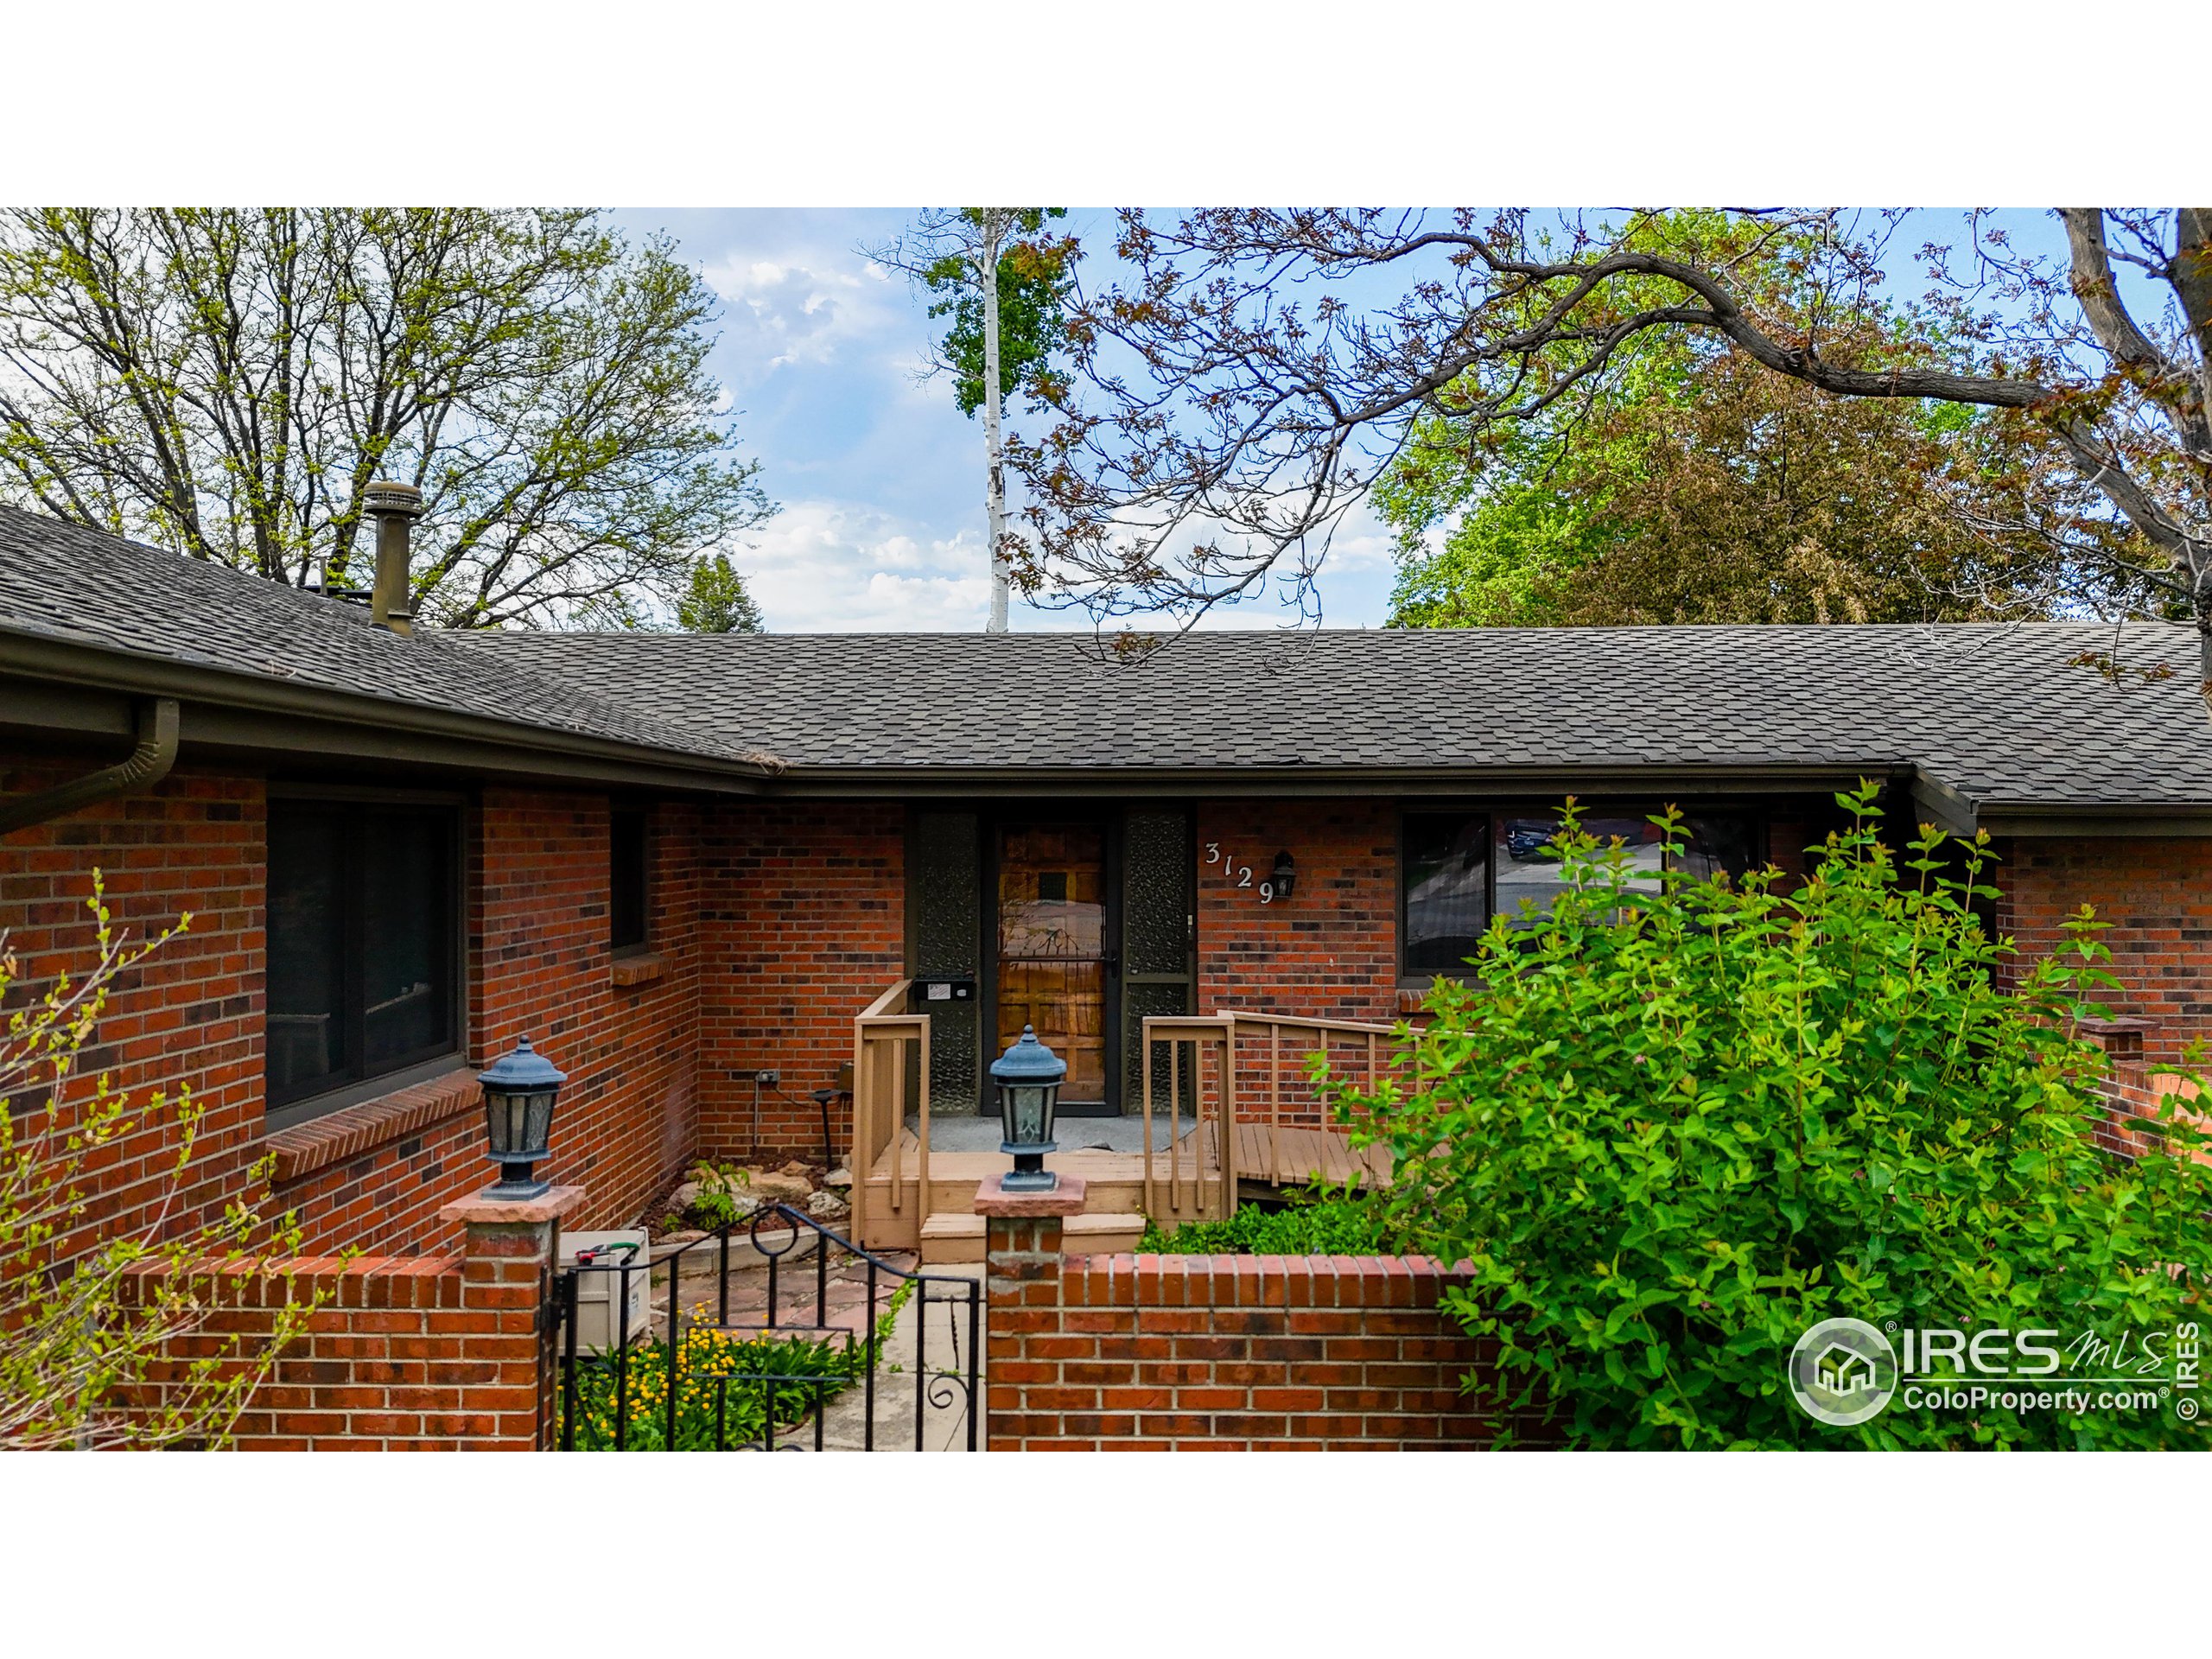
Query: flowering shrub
1322 787 2212 1450
562 1281 912 1450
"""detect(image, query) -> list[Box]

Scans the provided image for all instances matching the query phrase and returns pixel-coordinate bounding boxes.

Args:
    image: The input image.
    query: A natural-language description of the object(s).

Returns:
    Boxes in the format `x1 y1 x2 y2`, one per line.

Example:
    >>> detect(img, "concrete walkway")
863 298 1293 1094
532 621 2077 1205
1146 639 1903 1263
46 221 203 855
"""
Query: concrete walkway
806 1262 984 1452
649 1240 983 1452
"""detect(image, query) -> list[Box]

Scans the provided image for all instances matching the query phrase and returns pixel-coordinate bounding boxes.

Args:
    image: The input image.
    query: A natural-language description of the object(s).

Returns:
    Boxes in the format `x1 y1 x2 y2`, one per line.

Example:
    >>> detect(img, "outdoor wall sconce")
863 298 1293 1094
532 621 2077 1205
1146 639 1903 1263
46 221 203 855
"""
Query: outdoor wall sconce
990 1025 1065 1192
1270 851 1297 902
478 1035 567 1199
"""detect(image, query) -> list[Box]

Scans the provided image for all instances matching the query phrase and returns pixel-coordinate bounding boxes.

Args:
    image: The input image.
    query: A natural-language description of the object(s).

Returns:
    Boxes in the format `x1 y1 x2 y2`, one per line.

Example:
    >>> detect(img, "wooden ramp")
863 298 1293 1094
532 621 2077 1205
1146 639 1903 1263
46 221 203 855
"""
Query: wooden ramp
1226 1121 1391 1192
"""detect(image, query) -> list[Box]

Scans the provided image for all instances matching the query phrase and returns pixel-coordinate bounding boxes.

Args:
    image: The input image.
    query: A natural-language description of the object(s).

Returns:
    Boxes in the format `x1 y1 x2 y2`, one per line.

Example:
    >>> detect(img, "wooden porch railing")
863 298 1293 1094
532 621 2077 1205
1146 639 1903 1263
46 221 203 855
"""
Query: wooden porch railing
1142 1010 1409 1219
849 978 929 1249
1140 1016 1236 1223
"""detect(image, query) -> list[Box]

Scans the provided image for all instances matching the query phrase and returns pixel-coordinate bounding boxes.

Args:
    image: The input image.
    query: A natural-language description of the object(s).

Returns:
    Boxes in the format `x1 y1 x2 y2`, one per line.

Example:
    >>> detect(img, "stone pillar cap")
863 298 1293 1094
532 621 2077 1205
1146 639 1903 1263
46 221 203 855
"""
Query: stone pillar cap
439 1184 588 1226
973 1173 1087 1217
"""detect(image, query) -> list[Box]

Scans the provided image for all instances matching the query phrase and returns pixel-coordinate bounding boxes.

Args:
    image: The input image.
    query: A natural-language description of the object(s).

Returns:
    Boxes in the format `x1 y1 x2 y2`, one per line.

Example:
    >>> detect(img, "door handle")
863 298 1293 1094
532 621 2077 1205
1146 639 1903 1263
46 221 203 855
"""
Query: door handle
1103 950 1121 977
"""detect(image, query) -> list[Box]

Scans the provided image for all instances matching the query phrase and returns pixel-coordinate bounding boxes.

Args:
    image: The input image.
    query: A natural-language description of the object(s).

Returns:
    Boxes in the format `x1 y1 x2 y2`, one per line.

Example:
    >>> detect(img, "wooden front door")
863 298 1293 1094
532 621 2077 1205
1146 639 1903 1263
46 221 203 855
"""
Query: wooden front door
995 820 1109 1107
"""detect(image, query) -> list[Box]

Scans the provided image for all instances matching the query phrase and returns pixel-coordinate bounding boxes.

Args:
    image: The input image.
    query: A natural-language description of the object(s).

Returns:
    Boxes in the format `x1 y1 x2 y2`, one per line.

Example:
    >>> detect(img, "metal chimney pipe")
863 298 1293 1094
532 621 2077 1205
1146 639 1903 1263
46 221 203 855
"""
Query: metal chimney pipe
362 480 423 635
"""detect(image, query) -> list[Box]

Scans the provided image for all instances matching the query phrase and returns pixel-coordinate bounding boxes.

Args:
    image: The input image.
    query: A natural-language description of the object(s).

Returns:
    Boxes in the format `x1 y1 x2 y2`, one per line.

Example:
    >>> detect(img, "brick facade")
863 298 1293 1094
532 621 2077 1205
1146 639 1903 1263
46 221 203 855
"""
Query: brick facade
9 745 2210 1304
1998 836 2212 1067
698 801 905 1157
982 1211 1541 1450
1197 798 1400 1026
1 757 706 1262
0 754 269 1262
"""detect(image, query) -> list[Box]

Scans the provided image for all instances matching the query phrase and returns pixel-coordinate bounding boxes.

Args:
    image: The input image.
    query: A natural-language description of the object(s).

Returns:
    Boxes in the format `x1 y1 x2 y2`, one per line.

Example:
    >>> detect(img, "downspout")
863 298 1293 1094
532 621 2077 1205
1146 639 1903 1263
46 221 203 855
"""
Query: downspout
0 697 181 837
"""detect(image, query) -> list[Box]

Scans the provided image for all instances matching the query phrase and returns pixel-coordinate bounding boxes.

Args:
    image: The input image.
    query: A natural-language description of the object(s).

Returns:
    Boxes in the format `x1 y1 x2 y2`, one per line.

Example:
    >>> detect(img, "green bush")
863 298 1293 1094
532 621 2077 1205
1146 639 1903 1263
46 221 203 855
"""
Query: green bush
1323 787 2212 1449
1138 1187 1397 1255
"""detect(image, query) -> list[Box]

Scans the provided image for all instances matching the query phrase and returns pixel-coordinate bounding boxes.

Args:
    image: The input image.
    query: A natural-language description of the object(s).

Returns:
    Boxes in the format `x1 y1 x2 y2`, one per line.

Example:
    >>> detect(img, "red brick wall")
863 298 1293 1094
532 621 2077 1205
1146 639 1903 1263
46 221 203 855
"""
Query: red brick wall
124 1203 561 1450
699 801 905 1156
982 1215 1539 1450
1191 801 1401 1133
0 756 267 1259
463 790 702 1239
2 759 703 1262
1997 836 2212 1067
1197 799 1399 1027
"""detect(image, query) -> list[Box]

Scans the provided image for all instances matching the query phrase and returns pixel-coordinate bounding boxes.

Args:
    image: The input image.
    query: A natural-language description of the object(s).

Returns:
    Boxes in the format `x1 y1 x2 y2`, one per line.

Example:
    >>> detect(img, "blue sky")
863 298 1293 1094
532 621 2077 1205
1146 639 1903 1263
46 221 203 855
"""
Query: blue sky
613 208 2077 634
611 207 1404 632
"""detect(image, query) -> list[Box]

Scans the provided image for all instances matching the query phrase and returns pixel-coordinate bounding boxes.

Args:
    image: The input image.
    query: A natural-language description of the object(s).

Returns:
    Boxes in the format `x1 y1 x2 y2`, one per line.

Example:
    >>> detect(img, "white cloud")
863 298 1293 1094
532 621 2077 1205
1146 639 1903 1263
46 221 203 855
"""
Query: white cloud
700 251 900 374
737 499 992 631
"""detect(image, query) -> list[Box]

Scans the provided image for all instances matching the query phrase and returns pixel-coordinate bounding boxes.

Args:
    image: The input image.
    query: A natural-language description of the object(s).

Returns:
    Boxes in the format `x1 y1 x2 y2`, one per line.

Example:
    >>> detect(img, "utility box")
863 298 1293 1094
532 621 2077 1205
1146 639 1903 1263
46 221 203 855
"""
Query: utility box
562 1229 651 1350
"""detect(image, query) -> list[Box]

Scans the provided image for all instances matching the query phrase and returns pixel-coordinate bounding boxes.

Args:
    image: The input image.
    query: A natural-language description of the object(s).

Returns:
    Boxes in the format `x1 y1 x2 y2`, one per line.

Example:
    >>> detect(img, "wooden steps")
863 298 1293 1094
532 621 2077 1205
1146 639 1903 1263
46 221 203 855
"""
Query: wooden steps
1062 1212 1145 1254
918 1213 985 1264
914 1210 1147 1264
861 1122 1387 1256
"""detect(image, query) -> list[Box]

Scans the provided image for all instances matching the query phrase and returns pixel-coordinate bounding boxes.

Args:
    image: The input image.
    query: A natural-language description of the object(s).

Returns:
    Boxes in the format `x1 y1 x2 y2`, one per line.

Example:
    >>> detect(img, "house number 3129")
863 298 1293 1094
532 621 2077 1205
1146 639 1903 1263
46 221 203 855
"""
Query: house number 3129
1203 842 1281 904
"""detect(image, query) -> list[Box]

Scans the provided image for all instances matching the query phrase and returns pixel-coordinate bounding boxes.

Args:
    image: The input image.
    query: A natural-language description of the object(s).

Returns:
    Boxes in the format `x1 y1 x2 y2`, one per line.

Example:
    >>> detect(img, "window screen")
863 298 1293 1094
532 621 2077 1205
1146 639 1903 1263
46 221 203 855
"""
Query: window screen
1675 813 1761 883
267 802 458 1115
610 806 649 952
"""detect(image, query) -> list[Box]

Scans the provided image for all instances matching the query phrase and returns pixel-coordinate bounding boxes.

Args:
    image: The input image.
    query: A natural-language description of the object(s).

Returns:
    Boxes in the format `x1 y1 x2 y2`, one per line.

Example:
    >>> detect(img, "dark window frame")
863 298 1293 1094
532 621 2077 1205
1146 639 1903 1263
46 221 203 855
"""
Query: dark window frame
264 788 467 1130
609 804 652 957
1397 803 1769 986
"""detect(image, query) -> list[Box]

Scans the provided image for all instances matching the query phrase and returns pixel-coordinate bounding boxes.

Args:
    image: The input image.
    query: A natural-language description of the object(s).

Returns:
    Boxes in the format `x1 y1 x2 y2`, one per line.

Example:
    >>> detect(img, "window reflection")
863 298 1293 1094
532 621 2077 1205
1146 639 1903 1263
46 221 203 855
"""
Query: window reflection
1402 814 1490 976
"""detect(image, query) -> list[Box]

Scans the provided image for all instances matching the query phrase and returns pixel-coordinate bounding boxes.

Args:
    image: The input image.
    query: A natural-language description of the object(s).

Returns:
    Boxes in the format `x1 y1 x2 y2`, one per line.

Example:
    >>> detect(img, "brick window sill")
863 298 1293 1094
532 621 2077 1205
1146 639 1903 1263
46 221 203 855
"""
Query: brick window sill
266 1065 480 1184
610 950 666 988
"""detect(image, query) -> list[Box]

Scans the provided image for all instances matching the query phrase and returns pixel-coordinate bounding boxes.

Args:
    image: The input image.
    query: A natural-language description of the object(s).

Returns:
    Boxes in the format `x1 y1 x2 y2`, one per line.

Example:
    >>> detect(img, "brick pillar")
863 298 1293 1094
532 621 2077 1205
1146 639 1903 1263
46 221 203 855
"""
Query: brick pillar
975 1173 1085 1452
437 1184 587 1450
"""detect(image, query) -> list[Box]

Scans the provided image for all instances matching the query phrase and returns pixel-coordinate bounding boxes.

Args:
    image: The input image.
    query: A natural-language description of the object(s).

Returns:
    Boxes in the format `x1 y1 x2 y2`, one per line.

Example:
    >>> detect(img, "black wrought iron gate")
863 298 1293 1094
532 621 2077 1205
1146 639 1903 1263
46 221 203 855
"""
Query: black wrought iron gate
549 1204 982 1452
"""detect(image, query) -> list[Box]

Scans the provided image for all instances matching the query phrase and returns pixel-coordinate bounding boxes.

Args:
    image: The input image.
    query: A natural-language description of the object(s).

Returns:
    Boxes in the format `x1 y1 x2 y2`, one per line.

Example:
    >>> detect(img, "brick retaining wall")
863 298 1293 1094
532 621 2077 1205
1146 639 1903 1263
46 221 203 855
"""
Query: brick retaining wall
982 1211 1543 1450
124 1188 572 1450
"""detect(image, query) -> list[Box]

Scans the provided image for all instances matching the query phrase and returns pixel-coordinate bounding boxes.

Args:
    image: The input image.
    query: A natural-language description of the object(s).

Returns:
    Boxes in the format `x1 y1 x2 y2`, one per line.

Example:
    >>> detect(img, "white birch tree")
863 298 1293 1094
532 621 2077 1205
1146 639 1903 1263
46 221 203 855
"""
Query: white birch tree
868 209 1074 632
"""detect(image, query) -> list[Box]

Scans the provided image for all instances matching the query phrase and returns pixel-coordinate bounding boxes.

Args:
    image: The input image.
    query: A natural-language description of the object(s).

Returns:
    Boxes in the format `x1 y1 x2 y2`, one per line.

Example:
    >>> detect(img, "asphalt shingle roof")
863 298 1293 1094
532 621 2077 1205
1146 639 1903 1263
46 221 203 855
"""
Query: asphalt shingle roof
464 625 2212 810
4 504 2209 810
0 505 774 767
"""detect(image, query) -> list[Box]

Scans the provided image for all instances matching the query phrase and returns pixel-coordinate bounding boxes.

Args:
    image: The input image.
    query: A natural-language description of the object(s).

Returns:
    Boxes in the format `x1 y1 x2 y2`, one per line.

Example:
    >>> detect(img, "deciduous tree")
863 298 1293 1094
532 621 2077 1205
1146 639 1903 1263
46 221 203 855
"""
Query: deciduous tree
0 208 776 629
1378 255 2063 627
1015 209 2210 701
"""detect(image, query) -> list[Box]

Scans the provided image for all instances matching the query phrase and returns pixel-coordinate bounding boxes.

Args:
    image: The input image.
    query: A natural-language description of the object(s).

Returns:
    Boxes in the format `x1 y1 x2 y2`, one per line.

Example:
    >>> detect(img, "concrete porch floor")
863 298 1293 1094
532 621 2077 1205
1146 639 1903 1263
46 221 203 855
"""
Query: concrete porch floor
906 1109 1192 1154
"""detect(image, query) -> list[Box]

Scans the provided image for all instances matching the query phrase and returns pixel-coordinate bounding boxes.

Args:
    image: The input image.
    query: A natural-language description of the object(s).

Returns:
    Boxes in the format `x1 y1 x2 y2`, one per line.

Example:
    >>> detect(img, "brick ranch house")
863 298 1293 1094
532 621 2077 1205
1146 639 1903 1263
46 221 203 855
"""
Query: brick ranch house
4 499 2211 1272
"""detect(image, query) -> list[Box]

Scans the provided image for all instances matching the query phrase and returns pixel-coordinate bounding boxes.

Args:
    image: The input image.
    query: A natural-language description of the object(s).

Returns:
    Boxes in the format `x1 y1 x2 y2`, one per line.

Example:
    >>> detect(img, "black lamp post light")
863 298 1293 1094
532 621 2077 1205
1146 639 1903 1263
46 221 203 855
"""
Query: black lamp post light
479 1035 566 1199
1269 851 1297 902
990 1024 1066 1192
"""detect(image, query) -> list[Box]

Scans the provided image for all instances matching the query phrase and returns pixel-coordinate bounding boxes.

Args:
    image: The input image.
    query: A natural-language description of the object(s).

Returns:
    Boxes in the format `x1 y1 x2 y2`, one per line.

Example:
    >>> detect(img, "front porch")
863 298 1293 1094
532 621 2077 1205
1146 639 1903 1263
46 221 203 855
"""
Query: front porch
846 982 1402 1261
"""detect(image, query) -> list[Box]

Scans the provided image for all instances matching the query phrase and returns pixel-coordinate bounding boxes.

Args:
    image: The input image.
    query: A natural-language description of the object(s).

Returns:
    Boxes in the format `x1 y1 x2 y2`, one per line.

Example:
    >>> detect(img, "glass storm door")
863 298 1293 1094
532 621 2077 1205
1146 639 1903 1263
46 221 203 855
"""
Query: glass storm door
995 821 1109 1107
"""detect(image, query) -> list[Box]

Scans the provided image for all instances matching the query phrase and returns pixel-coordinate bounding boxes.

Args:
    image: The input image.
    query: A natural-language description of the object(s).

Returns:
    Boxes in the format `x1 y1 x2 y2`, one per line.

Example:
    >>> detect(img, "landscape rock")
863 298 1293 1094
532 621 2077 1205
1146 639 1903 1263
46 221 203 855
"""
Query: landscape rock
669 1180 702 1209
779 1160 812 1178
742 1171 814 1205
822 1167 852 1189
805 1189 850 1222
